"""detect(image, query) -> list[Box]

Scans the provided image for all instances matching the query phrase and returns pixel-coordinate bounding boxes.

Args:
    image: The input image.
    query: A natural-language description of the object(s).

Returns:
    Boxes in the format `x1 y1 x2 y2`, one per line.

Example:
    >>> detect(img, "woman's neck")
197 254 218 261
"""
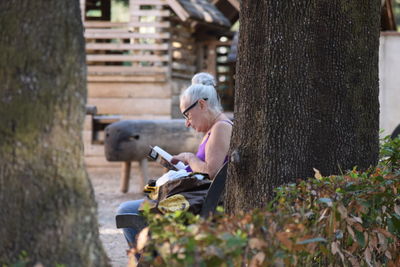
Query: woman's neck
204 110 224 133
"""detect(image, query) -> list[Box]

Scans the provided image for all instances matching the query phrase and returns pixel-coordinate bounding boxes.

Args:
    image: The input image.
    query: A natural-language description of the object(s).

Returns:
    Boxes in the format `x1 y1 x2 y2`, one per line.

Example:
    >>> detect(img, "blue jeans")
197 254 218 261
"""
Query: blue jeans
116 199 144 248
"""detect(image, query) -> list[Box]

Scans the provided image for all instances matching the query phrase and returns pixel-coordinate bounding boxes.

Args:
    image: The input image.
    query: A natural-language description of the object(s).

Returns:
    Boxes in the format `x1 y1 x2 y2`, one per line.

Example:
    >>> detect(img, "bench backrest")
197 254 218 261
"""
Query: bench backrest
200 162 228 219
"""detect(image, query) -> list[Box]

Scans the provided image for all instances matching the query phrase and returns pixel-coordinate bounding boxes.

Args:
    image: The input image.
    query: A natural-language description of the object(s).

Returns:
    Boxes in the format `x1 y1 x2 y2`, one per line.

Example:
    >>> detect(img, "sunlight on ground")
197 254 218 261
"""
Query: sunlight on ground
100 228 123 235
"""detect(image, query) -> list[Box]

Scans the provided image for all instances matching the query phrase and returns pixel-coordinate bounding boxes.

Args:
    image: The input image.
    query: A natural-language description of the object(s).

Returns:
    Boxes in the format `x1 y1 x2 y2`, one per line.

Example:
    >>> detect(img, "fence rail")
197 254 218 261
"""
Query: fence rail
84 0 171 77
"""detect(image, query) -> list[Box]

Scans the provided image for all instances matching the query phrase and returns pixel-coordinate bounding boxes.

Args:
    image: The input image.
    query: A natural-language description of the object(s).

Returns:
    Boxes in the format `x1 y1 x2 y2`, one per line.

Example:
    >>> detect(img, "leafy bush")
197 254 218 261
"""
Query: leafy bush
131 137 400 266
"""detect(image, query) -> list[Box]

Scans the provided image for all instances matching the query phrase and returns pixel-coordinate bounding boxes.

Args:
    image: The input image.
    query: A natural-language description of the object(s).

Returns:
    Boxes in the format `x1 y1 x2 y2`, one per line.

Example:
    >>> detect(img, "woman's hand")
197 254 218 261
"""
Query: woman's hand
171 152 195 165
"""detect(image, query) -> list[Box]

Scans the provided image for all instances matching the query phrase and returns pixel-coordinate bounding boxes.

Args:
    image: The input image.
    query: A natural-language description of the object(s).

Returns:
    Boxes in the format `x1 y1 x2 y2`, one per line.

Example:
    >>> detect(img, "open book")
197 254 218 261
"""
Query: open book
148 146 188 171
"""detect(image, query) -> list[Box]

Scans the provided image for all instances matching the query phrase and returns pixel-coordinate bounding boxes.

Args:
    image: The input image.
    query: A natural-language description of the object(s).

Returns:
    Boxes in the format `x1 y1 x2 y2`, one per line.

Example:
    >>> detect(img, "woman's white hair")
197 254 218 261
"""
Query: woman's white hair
191 72 216 87
181 83 223 113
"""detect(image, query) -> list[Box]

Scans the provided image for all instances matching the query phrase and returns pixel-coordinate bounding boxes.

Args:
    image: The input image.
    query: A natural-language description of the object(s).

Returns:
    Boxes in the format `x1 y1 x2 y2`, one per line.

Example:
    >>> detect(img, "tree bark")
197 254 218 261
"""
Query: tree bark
225 1 381 213
0 1 109 266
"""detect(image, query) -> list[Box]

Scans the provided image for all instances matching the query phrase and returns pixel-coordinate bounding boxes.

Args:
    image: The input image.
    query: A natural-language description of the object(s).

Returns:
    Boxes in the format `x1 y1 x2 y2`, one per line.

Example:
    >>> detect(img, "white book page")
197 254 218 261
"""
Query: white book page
152 146 188 170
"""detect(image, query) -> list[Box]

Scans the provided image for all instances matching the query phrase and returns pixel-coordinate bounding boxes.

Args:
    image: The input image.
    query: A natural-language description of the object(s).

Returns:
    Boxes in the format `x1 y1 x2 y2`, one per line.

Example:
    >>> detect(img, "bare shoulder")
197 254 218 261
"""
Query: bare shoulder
210 120 233 137
212 120 233 131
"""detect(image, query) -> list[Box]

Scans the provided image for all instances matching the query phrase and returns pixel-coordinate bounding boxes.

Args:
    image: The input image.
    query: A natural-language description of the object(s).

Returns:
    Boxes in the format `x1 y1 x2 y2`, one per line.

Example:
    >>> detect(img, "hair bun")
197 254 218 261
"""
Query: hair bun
191 72 216 87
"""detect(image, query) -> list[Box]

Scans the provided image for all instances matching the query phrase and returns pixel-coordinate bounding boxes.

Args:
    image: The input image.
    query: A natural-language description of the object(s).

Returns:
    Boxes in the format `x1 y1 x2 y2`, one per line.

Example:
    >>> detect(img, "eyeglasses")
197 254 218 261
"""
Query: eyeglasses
182 98 208 119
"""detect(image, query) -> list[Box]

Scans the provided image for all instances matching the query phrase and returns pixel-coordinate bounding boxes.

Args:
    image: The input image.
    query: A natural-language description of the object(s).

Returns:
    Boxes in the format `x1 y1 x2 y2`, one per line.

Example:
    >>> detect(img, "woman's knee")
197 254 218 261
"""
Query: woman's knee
116 199 143 215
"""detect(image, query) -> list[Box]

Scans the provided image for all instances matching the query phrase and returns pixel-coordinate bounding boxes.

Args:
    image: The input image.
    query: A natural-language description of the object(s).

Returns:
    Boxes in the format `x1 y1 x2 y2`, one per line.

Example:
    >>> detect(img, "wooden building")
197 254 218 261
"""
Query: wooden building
80 0 238 168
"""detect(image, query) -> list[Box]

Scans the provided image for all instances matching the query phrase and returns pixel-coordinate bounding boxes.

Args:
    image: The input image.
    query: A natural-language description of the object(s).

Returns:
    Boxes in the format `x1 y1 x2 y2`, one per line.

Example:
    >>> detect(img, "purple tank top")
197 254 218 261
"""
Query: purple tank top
185 120 233 172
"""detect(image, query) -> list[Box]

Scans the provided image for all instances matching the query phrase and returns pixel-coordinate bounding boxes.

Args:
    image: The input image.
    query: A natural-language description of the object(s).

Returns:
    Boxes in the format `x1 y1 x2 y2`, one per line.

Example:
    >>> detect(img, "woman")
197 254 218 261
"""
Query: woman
117 73 233 248
172 78 232 178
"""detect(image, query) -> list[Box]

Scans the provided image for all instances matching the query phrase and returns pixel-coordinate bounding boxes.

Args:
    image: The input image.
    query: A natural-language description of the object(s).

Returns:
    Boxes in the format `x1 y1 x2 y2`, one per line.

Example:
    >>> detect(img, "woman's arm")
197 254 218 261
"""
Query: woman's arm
172 121 232 178
202 121 232 178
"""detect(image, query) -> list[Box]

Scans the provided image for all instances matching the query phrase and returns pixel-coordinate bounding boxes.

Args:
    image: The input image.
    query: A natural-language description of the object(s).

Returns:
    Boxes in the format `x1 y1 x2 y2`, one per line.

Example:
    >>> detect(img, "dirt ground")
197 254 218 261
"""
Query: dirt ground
88 164 164 267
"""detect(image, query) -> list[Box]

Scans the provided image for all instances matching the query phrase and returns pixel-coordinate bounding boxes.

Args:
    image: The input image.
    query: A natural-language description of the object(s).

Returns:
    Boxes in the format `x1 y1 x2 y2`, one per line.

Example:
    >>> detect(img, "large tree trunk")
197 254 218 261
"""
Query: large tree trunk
0 1 109 266
225 1 381 213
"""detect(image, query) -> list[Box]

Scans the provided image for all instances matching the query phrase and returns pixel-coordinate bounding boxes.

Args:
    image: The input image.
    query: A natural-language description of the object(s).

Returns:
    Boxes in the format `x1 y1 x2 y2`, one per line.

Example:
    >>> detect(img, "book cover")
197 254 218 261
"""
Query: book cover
148 146 188 171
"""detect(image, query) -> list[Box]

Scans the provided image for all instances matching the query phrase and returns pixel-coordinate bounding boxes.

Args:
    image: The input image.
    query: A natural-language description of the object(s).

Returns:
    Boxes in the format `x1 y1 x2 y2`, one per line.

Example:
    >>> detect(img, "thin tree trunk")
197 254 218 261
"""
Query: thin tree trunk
226 1 381 213
0 1 109 265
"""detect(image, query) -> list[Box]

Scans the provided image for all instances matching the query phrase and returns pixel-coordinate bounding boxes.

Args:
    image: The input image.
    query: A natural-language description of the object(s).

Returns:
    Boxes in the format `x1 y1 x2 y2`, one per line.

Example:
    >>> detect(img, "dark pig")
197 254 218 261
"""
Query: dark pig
104 119 203 192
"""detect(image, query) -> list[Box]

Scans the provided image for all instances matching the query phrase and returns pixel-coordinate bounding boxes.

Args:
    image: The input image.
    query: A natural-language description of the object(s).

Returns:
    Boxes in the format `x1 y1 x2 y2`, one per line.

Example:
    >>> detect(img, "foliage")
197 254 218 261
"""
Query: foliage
1 250 66 267
394 0 400 31
131 137 400 266
1 251 29 267
380 135 400 173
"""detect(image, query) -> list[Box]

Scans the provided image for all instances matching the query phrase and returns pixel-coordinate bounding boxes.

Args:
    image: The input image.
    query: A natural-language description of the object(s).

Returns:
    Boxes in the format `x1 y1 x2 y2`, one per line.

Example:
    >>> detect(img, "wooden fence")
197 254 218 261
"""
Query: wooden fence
83 0 171 79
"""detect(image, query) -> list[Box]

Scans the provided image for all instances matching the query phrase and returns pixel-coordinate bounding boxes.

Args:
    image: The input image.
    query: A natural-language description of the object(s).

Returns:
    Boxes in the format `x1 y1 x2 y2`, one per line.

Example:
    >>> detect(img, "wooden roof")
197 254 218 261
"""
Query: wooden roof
212 0 240 24
167 0 231 28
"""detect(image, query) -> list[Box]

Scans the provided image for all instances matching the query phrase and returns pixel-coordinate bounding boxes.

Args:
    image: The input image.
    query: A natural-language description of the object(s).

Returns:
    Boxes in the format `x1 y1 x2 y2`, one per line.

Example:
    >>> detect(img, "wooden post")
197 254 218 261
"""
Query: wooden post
139 158 149 192
129 0 140 68
79 0 86 22
206 42 217 77
120 161 131 193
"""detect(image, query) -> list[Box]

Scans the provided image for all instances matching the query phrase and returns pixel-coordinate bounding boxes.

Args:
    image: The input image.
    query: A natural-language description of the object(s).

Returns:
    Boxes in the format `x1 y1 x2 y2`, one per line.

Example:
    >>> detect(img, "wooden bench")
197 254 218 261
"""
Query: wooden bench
115 162 228 229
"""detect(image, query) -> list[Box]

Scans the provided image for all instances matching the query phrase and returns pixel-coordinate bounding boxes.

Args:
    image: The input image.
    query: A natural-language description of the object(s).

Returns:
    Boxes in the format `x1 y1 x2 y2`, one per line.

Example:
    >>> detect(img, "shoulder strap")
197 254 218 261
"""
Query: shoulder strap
218 119 233 126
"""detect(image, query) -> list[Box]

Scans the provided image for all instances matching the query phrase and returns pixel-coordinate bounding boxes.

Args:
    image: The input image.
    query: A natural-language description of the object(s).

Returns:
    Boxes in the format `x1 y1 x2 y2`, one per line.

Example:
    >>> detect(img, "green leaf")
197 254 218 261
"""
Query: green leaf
354 229 365 247
345 182 357 191
273 250 286 259
318 198 333 206
358 199 371 208
226 235 247 249
388 214 400 237
296 237 327 244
